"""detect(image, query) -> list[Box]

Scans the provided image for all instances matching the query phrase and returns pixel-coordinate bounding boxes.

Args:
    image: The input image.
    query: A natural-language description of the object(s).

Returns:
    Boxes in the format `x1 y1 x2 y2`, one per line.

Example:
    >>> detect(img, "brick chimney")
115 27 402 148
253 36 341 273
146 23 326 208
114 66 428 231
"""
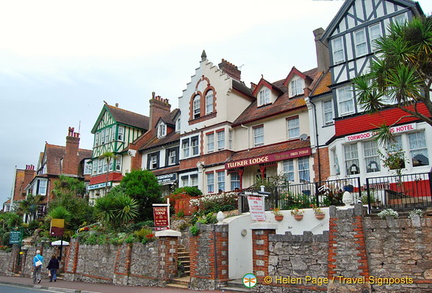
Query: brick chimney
314 28 330 72
149 92 171 129
218 59 241 81
63 127 80 176
20 165 36 198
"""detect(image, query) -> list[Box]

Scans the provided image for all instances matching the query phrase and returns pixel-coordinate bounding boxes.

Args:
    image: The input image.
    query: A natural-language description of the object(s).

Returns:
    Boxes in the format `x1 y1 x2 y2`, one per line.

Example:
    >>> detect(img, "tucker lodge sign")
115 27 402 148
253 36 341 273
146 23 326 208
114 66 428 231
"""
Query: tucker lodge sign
225 147 311 169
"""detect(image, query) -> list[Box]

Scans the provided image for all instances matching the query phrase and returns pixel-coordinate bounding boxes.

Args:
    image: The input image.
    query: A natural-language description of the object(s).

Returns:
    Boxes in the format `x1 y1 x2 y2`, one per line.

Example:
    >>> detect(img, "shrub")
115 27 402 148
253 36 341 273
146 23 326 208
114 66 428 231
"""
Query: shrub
378 209 399 219
190 193 237 213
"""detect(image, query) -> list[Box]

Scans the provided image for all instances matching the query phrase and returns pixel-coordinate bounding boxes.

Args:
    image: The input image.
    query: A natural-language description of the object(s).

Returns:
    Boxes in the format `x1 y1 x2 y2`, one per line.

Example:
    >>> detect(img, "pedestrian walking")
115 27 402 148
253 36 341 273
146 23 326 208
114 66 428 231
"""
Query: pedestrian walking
46 255 60 282
33 250 44 284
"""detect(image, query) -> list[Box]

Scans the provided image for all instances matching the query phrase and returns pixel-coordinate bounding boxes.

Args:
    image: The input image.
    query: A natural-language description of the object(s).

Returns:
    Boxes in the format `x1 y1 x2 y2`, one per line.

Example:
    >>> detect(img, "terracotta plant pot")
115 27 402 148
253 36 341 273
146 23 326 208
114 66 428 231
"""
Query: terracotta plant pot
274 215 284 221
315 213 325 220
294 214 303 221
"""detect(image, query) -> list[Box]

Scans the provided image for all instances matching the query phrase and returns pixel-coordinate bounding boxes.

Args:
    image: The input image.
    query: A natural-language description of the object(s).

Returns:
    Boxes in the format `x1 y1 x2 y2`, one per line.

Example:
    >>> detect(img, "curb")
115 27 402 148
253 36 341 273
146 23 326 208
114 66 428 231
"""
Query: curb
0 280 101 293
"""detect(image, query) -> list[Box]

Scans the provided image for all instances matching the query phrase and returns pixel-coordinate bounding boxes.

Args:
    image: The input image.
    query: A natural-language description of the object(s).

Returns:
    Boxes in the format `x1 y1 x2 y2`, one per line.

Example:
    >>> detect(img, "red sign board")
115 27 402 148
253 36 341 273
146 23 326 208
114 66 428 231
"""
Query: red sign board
153 206 169 227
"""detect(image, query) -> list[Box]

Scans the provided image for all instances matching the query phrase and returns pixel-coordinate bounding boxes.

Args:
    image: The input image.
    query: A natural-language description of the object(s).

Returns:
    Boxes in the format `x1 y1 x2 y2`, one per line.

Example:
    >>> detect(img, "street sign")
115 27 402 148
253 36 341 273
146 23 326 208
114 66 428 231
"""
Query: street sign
9 231 22 245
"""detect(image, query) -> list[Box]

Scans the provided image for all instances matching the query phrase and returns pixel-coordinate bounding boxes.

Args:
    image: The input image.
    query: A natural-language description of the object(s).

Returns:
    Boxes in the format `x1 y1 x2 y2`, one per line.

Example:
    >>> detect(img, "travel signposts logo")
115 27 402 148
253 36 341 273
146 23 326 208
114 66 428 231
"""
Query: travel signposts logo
242 273 257 288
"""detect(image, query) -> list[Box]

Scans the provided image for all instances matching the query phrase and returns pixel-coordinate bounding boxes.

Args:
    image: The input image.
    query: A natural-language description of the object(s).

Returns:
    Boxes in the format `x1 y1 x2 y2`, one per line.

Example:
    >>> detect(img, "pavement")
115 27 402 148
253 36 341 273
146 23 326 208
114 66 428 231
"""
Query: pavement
0 275 234 293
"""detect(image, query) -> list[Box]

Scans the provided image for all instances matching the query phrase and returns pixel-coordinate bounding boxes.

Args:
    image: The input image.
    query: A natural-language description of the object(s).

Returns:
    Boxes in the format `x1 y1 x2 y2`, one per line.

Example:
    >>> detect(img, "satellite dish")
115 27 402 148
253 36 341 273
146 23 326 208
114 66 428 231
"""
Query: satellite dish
299 134 308 141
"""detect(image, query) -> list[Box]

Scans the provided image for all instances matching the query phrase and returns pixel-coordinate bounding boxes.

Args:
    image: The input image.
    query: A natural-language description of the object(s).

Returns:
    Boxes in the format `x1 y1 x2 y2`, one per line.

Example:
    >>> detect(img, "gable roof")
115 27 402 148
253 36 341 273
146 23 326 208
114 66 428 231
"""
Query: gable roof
252 78 284 97
92 104 149 133
232 68 320 126
321 0 423 40
41 143 92 176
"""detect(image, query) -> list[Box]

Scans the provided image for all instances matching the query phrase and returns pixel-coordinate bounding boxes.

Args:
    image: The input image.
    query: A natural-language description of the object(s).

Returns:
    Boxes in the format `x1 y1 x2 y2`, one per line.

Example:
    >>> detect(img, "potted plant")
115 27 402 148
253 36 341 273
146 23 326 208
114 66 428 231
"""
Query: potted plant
311 204 325 220
272 208 284 221
290 208 304 221
377 208 399 219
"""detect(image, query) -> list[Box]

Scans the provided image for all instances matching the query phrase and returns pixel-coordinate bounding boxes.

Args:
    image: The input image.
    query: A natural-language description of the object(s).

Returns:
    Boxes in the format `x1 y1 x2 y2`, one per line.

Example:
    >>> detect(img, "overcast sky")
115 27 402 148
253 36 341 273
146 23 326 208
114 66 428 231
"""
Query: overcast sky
1 0 431 206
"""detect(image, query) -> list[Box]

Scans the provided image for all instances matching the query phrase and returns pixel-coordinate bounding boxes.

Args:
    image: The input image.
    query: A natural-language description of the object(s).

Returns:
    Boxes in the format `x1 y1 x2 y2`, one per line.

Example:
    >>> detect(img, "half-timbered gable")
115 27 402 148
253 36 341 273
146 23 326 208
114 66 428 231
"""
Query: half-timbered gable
317 0 429 184
88 103 149 204
323 0 423 118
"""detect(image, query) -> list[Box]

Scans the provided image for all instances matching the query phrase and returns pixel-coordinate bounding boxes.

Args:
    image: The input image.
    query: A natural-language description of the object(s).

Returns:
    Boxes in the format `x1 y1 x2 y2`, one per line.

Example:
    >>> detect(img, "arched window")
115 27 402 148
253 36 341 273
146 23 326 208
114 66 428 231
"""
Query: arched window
193 95 200 119
205 90 214 114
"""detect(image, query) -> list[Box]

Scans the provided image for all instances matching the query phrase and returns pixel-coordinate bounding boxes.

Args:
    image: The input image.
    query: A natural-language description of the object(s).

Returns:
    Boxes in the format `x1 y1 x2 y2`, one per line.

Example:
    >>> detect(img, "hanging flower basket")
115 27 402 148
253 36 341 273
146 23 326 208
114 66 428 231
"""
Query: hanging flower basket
274 215 284 222
315 213 325 220
294 214 303 221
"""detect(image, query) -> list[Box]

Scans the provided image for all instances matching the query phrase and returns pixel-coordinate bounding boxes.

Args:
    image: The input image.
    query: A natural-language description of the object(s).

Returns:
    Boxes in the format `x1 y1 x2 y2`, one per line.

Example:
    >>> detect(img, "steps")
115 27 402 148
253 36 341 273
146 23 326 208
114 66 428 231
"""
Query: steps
177 245 190 277
166 276 190 289
166 245 190 289
219 279 254 292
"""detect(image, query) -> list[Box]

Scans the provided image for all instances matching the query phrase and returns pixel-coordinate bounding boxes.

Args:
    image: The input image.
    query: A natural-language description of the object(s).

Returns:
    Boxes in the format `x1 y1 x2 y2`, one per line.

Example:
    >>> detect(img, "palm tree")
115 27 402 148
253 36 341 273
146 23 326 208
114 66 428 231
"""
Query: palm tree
354 16 432 134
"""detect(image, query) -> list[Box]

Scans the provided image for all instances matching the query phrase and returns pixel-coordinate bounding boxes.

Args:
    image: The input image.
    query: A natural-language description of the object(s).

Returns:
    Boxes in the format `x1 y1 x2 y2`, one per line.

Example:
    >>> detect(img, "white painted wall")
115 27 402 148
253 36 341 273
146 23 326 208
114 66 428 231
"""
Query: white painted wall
223 207 330 279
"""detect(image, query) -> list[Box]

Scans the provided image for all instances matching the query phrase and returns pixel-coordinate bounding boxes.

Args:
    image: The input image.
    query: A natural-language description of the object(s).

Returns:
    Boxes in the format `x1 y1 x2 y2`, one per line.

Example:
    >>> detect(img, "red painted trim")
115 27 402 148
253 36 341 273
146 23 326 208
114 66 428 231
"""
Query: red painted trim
335 105 429 137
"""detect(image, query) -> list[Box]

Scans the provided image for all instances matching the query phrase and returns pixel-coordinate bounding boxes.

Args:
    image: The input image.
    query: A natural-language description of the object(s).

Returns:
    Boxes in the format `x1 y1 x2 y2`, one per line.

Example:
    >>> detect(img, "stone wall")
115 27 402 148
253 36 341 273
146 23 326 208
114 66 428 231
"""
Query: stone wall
364 215 432 292
1 209 432 292
189 223 229 290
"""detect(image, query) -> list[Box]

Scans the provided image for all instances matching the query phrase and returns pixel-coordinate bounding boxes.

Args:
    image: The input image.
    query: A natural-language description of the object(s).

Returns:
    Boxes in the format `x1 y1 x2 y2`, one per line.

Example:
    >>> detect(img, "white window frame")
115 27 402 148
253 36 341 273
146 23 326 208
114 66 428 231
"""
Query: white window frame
207 173 215 193
230 172 240 191
191 136 199 156
332 36 345 64
207 133 214 153
253 126 264 147
323 100 334 125
258 88 270 106
344 143 360 175
37 179 47 196
337 86 355 116
282 160 294 182
118 126 124 141
158 123 166 138
287 117 300 139
409 131 429 167
115 156 122 171
205 90 214 114
369 23 382 52
354 28 367 57
217 170 225 192
364 140 380 173
167 148 177 166
84 159 92 175
217 130 225 150
182 139 190 158
149 153 158 170
193 95 200 119
290 78 304 97
298 157 310 183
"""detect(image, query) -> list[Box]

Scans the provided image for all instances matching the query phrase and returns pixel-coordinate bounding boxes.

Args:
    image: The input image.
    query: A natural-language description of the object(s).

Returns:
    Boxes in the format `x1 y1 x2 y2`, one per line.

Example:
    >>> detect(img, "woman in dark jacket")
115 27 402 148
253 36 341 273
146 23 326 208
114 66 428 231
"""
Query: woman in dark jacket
46 255 60 282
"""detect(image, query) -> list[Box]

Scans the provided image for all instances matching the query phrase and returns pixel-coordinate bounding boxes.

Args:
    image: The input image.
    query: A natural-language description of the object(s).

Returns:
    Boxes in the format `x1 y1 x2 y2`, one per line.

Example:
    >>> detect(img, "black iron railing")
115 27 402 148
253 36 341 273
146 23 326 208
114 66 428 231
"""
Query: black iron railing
365 172 432 213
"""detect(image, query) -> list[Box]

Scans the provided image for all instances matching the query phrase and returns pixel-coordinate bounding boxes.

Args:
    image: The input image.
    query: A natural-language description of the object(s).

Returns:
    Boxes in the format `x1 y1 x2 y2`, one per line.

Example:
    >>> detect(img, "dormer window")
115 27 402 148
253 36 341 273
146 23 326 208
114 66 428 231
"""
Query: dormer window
193 95 200 119
158 123 166 138
258 88 270 106
289 77 304 97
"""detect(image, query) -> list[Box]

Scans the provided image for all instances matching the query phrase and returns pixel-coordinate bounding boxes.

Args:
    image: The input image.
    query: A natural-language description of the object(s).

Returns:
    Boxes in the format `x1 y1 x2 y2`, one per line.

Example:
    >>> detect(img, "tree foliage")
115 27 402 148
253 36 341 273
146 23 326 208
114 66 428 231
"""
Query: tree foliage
114 170 163 221
49 176 96 231
94 190 139 230
354 16 432 127
52 175 86 197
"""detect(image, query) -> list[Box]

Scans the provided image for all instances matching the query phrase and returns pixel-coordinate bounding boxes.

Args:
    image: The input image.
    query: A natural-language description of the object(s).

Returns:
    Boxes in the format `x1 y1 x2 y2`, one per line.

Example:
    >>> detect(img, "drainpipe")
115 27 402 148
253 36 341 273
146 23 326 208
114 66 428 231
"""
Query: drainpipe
308 98 322 183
